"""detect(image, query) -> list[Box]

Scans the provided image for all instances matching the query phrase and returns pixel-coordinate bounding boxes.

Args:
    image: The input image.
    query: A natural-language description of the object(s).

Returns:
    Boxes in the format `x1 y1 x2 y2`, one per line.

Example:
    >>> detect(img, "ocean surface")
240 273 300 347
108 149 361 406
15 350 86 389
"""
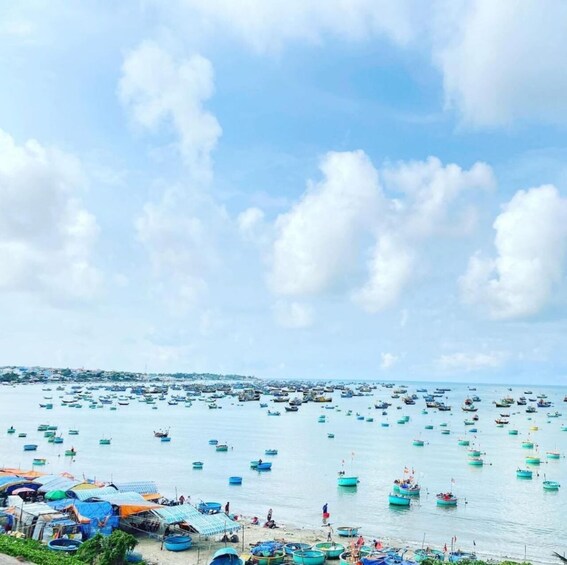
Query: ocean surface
0 382 565 563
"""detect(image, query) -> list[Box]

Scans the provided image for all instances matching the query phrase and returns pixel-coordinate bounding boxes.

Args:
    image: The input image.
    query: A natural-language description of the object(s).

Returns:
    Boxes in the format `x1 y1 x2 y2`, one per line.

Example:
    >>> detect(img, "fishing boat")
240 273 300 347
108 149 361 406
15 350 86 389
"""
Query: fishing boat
412 439 425 446
192 461 204 469
543 481 560 491
337 475 358 487
161 437 171 442
33 458 46 466
522 441 534 449
250 549 285 565
436 492 457 506
292 550 326 565
99 438 111 445
398 483 420 496
336 526 359 537
7 426 15 434
210 547 243 565
69 430 79 435
257 462 272 471
18 432 27 438
23 444 38 451
154 430 169 438
268 410 281 416
546 451 560 459
328 433 335 438
468 449 482 457
448 551 476 563
216 444 229 452
457 439 470 446
516 469 533 479
209 439 218 445
285 406 299 412
37 424 49 431
389 493 411 506
65 449 77 457
508 429 519 435
425 425 434 430
164 535 192 552
284 544 311 556
414 548 444 562
229 476 242 485
265 449 278 455
468 457 484 466
441 429 451 435
525 455 541 465
314 543 345 560
198 501 221 514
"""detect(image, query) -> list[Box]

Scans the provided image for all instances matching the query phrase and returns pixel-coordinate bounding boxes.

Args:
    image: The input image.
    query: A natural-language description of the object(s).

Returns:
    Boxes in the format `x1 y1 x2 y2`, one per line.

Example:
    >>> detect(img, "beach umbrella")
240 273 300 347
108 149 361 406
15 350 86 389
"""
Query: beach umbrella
45 490 67 501
12 487 35 495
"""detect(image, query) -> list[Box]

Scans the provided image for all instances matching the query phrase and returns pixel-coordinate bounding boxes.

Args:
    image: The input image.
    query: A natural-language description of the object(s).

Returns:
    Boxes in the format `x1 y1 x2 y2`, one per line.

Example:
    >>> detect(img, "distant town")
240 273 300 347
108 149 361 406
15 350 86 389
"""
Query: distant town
0 366 257 384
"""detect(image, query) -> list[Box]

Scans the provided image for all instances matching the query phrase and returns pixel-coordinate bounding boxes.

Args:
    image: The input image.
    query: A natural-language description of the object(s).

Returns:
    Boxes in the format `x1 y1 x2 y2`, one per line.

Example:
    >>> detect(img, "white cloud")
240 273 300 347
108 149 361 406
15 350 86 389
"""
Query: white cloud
270 150 381 296
119 41 221 181
135 185 228 311
438 351 507 371
380 352 398 370
435 1 567 127
237 207 266 242
177 0 420 53
460 185 567 319
273 300 314 329
381 156 495 237
0 129 100 302
353 235 414 313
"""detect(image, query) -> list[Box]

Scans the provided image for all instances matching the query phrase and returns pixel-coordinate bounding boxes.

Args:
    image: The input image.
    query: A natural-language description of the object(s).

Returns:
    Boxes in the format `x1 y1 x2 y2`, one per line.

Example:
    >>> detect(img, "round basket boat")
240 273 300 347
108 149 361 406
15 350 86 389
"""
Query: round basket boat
229 476 242 485
314 542 345 559
47 539 82 554
292 550 326 565
164 535 192 552
336 526 359 537
284 543 311 556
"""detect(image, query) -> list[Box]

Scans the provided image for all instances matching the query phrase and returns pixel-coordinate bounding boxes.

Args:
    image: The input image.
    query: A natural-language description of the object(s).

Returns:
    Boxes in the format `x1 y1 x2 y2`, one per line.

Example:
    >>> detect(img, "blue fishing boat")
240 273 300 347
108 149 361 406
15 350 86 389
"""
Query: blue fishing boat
268 410 281 416
198 501 221 514
192 461 204 469
161 437 171 442
250 460 259 469
53 437 64 444
516 469 532 479
328 433 335 438
216 444 229 452
398 483 420 496
314 542 345 559
284 543 311 556
389 493 411 506
381 423 389 427
336 526 359 537
164 535 192 552
337 475 358 487
23 444 38 451
265 449 278 455
543 480 560 491
448 551 476 563
436 493 457 506
292 550 326 565
425 425 434 430
210 547 243 565
229 476 242 485
257 462 272 471
47 539 82 554
209 439 218 445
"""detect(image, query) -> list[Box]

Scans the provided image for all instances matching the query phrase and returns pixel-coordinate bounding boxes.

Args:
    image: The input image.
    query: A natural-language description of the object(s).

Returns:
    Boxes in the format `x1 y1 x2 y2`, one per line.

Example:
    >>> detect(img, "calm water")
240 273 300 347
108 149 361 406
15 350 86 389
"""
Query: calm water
0 382 565 563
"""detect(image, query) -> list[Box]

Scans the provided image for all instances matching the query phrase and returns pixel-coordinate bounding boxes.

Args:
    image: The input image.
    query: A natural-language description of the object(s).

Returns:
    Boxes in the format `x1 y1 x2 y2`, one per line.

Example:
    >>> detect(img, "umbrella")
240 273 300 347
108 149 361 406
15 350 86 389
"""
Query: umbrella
45 490 67 501
12 487 35 495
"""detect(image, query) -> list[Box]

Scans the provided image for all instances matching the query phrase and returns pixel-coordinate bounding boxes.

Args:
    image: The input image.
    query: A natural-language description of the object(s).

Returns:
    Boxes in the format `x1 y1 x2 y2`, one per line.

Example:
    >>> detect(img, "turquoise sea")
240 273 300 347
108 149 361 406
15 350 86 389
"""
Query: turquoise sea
0 382 565 563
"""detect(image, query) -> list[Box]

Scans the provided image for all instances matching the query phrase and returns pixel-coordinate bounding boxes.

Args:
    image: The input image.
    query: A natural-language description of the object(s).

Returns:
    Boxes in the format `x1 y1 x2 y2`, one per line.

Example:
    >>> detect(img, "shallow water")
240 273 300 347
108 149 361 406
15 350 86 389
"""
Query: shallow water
0 382 565 563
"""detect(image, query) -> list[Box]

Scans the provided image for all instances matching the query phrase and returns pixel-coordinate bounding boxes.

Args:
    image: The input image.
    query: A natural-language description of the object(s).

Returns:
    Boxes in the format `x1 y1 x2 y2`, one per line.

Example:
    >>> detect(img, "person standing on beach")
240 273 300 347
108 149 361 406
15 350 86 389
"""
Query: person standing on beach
225 501 230 515
267 508 272 522
322 503 330 525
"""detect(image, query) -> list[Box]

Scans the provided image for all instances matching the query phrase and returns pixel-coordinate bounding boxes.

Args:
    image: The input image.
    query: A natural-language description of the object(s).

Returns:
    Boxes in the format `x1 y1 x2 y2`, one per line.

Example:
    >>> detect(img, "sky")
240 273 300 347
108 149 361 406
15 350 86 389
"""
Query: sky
1 1 567 384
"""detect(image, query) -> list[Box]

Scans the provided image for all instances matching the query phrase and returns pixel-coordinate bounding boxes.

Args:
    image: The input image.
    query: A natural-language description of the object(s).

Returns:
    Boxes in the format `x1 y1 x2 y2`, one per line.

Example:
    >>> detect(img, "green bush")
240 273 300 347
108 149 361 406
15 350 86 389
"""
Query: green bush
76 530 137 565
0 535 85 564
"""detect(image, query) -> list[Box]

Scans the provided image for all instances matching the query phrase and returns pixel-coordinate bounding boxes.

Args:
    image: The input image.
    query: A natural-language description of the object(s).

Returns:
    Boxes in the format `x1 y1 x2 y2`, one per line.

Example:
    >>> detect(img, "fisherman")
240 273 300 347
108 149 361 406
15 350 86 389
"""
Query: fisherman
322 502 330 525
225 501 230 514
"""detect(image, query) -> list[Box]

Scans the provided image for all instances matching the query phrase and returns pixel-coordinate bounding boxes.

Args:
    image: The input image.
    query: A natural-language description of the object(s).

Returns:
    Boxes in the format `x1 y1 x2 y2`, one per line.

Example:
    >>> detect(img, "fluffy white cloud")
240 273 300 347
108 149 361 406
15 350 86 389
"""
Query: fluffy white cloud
353 235 414 313
460 185 567 319
0 129 100 302
380 352 398 370
270 150 381 296
119 41 221 181
177 0 419 53
381 156 495 237
273 300 314 329
135 185 228 311
436 0 567 126
438 351 507 371
237 207 266 242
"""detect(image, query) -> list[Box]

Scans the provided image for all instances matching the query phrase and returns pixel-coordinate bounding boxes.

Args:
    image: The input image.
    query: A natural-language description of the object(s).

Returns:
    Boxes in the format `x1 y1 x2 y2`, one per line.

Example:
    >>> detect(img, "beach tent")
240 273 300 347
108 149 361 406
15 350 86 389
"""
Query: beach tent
91 492 161 518
152 505 241 536
73 501 118 538
45 490 68 501
111 481 160 500
71 486 119 501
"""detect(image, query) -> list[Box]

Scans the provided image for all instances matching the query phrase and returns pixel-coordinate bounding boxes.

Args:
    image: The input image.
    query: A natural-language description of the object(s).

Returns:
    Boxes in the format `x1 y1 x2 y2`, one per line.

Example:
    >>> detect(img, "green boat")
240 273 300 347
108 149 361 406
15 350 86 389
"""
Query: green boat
458 439 470 446
33 458 46 466
468 457 484 466
69 430 79 435
546 451 560 459
508 429 519 435
441 429 451 435
314 542 345 560
525 456 540 465
53 437 64 444
253 550 285 565
468 449 481 457
516 469 532 479
7 427 15 434
412 439 425 446
337 476 358 487
18 433 27 438
424 425 434 430
65 449 77 457
37 425 49 431
99 438 111 445
543 481 560 491
292 550 326 565
522 441 534 449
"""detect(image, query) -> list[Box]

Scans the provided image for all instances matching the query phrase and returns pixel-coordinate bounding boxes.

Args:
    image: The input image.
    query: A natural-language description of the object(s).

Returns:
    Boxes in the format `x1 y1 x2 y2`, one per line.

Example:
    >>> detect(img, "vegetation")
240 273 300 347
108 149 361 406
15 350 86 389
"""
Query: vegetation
0 535 85 564
76 530 137 565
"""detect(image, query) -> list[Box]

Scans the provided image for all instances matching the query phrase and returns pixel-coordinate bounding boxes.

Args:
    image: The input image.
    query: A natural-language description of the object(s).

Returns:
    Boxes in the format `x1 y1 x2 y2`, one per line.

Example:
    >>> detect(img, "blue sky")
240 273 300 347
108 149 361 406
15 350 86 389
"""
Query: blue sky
1 1 567 384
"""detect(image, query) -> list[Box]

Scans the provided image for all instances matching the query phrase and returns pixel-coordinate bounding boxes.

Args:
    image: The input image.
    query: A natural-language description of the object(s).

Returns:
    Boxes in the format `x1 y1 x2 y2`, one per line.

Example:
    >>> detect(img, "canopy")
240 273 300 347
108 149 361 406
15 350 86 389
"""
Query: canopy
45 490 68 501
94 492 161 518
11 487 36 495
152 505 241 535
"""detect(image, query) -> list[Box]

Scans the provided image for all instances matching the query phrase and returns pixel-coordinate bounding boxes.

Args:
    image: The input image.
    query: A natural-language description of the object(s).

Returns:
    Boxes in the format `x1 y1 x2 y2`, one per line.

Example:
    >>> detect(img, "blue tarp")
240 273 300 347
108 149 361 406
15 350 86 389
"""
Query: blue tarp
74 501 118 538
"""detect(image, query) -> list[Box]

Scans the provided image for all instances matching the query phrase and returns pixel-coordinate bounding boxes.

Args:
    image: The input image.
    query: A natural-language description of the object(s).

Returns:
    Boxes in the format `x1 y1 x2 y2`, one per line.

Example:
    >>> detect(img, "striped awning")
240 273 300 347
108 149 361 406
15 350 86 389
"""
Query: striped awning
152 505 241 535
